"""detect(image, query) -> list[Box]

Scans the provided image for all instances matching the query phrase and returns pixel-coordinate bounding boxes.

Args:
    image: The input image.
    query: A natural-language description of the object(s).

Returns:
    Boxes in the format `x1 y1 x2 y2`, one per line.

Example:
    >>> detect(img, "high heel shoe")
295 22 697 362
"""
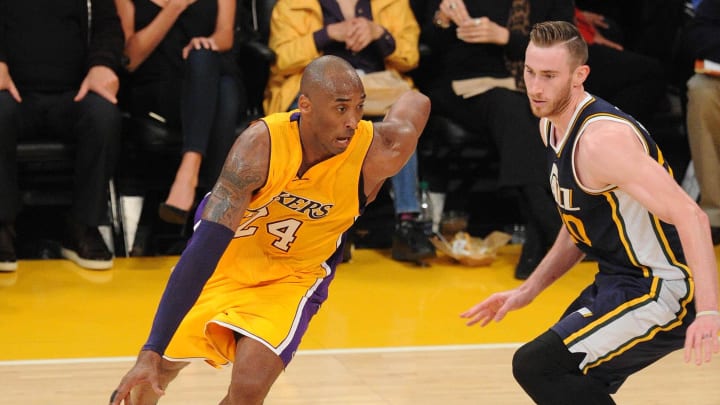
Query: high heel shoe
158 202 190 225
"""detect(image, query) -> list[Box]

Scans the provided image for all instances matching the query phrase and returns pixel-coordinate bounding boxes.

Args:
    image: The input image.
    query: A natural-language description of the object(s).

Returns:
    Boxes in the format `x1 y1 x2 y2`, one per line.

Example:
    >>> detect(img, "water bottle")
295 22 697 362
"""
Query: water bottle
418 181 434 236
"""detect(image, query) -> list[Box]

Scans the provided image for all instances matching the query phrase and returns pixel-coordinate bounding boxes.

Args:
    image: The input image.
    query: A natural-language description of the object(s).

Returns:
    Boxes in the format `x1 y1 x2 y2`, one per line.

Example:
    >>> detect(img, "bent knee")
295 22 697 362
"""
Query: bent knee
512 330 581 383
512 339 546 383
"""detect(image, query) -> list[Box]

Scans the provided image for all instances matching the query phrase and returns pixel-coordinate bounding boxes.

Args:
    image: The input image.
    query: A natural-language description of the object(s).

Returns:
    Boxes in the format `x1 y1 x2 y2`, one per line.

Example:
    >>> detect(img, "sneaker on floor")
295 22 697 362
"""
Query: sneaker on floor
391 220 436 263
0 223 17 272
61 221 113 270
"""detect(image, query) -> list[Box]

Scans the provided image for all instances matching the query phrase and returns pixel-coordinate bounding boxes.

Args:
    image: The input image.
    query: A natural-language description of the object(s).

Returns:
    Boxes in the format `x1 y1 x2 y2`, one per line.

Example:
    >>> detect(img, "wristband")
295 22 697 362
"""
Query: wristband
695 310 720 317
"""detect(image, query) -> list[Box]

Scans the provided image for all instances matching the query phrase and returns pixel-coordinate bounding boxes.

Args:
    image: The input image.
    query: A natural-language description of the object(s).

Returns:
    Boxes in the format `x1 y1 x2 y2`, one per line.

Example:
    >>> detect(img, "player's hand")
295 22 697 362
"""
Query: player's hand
109 350 165 405
683 312 720 365
460 288 533 326
74 65 119 104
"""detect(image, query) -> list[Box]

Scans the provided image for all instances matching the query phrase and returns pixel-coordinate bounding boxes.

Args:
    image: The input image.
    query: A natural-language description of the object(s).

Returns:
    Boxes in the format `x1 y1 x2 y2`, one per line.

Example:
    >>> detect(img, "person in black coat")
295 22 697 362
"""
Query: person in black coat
0 0 125 271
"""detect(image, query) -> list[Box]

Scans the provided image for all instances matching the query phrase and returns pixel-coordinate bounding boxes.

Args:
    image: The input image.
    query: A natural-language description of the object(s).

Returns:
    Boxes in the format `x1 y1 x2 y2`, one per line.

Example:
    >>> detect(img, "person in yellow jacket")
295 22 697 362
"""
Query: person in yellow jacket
264 0 419 115
264 0 435 263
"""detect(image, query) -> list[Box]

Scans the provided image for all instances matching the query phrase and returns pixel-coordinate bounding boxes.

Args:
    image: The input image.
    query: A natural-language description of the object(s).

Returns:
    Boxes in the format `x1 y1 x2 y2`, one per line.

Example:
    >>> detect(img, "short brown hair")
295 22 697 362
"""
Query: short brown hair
529 21 588 67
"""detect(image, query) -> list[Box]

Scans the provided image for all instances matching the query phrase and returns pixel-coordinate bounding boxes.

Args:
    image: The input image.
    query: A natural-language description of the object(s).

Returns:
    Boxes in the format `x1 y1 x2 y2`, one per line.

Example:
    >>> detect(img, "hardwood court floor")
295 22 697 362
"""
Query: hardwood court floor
1 245 720 404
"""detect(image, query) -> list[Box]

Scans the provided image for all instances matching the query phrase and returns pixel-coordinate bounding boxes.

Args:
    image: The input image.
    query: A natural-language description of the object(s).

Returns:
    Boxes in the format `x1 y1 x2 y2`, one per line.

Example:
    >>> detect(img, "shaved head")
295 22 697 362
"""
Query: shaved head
300 55 364 99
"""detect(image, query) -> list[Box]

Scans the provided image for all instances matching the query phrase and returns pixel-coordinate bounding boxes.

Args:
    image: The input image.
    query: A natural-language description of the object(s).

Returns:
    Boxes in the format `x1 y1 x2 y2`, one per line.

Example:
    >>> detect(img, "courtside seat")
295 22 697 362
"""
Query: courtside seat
16 139 125 256
418 114 499 195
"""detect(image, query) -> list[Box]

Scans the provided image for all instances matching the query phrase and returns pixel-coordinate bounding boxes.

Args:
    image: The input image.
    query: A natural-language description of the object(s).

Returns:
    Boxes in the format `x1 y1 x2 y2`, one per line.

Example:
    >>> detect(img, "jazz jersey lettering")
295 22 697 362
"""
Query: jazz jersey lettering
543 93 689 279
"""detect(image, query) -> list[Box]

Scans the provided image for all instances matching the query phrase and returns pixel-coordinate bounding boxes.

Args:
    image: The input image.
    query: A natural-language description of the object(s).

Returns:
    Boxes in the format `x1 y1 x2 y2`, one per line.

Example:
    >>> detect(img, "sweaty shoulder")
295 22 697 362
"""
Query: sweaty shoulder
579 119 645 157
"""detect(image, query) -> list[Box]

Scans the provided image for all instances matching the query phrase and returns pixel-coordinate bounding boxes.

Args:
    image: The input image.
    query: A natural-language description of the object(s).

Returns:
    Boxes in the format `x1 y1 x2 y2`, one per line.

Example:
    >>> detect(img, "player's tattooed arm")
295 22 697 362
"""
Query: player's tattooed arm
203 121 270 229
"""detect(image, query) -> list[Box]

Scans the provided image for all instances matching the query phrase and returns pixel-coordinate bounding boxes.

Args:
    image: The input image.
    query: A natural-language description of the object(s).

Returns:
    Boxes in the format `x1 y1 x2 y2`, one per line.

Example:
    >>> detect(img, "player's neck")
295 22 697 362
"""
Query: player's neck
547 88 586 139
297 122 333 178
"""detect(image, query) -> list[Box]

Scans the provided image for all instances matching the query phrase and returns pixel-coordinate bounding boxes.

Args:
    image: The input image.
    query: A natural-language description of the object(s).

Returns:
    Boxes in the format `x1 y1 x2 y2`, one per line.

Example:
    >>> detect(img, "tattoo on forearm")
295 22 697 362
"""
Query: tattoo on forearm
205 160 263 227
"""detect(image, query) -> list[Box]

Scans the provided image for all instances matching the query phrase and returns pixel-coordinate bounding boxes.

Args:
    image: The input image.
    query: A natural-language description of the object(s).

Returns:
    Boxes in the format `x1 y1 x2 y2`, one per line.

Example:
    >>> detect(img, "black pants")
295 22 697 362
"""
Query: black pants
425 84 547 188
425 83 560 247
127 49 241 185
0 90 121 226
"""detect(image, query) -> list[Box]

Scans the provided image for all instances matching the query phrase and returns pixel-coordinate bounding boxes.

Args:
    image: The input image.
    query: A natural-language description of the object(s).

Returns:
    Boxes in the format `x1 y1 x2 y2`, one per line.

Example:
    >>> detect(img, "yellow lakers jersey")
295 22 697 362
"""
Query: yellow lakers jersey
215 111 374 282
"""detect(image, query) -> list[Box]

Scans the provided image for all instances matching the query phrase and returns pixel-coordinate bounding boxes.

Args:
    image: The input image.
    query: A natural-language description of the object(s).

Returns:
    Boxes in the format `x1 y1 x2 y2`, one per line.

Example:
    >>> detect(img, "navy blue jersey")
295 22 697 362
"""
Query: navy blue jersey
543 93 689 280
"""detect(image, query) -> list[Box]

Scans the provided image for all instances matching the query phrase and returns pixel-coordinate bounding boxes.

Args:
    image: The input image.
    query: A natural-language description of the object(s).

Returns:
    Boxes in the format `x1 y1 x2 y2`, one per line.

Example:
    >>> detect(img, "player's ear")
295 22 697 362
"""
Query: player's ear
298 94 311 113
573 64 590 88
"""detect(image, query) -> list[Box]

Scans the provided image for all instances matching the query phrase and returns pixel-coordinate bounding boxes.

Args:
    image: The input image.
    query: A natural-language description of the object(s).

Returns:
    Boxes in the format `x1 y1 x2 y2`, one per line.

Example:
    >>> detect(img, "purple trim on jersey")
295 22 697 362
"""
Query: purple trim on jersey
277 233 347 365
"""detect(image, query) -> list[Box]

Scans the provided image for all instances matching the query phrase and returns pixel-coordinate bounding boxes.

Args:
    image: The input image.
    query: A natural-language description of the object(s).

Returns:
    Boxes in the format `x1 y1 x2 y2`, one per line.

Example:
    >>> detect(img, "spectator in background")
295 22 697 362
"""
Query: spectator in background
574 0 687 74
0 0 124 271
683 0 720 244
574 6 667 124
418 0 574 279
114 0 241 225
264 0 435 263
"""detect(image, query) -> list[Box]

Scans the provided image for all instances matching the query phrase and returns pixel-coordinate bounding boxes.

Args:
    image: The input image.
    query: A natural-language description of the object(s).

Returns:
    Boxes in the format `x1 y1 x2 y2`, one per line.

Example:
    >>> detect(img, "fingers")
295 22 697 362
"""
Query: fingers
96 87 119 104
460 300 500 327
684 332 692 363
440 0 470 25
345 19 372 52
455 17 497 43
183 37 218 59
109 387 129 405
74 83 89 102
703 332 716 363
684 330 718 365
7 82 22 103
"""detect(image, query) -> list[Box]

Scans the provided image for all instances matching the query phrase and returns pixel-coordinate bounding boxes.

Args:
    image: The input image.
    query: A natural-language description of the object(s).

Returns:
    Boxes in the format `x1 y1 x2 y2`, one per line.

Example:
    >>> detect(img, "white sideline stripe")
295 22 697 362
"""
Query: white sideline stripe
0 343 523 367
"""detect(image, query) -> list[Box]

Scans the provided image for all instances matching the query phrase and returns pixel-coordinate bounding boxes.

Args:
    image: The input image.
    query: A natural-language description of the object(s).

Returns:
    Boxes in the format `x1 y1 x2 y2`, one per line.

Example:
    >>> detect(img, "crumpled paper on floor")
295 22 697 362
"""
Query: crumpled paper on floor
431 231 512 266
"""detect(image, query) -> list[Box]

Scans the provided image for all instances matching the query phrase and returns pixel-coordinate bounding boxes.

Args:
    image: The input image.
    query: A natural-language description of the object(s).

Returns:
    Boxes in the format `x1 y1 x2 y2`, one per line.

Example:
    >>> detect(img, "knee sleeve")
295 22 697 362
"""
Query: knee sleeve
513 330 579 383
513 330 615 405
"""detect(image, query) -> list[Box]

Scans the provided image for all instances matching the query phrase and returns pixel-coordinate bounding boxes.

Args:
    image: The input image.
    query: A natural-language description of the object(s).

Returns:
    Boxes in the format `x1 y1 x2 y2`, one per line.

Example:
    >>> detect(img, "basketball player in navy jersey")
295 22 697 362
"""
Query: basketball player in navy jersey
461 21 720 404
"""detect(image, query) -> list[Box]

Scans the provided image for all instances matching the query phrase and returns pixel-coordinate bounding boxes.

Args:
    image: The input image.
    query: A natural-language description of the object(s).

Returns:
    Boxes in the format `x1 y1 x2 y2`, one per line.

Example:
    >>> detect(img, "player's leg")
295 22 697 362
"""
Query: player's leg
219 336 285 405
130 359 190 405
513 330 616 405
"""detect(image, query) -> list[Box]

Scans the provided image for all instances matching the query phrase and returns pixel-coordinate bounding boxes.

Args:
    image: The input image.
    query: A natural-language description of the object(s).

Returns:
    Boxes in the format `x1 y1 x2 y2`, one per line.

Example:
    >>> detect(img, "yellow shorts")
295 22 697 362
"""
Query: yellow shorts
164 264 331 367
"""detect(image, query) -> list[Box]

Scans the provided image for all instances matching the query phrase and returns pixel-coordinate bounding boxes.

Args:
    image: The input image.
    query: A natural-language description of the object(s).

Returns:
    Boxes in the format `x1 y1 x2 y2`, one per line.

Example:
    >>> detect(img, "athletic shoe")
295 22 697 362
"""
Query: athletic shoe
391 219 436 263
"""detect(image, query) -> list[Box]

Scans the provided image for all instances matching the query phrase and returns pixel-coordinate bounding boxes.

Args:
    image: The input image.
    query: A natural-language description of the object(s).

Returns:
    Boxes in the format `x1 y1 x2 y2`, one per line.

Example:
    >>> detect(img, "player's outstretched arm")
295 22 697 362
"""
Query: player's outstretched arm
461 227 583 326
576 121 720 365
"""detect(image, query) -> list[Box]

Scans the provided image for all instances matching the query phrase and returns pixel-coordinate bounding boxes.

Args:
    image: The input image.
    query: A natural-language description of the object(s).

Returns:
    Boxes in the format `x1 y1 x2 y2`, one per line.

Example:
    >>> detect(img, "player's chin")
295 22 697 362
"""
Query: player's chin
529 104 546 118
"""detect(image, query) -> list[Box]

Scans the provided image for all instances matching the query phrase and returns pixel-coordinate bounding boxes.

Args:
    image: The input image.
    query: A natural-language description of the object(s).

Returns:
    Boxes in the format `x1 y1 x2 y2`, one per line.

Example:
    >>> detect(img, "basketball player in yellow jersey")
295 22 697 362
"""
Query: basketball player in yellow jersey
109 55 431 405
462 22 720 404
